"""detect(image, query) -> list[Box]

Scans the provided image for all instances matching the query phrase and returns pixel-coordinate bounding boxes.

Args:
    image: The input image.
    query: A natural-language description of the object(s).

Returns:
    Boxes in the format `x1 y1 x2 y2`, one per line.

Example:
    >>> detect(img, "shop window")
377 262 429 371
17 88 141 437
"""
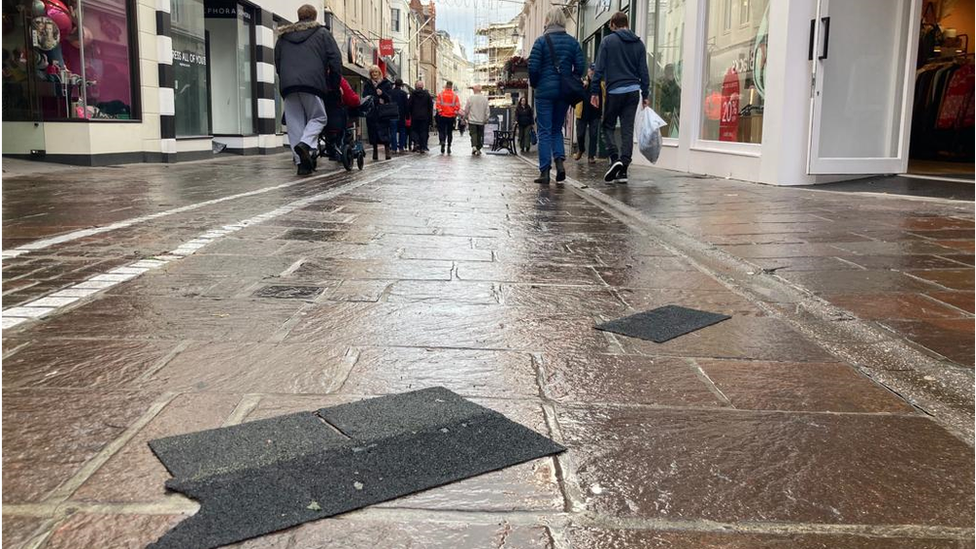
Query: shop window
738 0 750 26
172 0 210 136
700 0 769 144
2 0 137 120
644 0 684 138
205 0 254 135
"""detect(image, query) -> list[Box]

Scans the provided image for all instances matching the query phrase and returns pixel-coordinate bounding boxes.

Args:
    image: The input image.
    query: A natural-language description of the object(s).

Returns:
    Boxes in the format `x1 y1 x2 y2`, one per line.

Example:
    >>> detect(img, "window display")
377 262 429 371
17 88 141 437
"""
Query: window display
644 0 684 138
1 0 135 120
700 0 769 143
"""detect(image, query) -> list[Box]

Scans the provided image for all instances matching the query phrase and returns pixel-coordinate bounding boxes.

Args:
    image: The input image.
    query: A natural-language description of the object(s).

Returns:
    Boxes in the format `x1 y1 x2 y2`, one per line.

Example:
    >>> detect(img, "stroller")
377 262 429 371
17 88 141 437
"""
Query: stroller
317 81 367 171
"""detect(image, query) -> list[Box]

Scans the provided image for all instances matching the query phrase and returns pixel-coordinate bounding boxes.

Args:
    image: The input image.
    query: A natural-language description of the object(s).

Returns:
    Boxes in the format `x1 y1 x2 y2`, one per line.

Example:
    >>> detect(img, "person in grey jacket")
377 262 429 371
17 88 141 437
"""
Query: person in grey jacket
463 85 490 155
275 4 342 175
590 11 649 184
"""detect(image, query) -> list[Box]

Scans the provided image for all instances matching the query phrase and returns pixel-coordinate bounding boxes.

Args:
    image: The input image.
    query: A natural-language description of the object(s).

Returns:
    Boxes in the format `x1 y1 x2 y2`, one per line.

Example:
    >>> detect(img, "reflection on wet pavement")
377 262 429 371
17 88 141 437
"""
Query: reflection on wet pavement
2 152 973 548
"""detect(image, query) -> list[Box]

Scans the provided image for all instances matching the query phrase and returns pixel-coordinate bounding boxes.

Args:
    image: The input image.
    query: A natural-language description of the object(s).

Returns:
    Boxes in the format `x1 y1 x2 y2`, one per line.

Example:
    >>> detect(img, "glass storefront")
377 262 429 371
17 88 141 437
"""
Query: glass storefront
205 0 254 135
2 0 136 120
644 0 684 137
172 0 209 136
700 0 769 143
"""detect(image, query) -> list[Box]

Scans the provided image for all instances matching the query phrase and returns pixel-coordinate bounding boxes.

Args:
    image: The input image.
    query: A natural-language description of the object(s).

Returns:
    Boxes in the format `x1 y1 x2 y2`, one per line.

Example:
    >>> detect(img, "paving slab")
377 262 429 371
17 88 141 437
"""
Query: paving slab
568 527 972 549
2 389 153 503
557 406 974 526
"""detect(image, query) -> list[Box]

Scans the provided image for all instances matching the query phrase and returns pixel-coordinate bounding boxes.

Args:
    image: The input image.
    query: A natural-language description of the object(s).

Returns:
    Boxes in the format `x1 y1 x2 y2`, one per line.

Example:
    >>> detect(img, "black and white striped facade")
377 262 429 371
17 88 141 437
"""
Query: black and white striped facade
151 0 284 160
254 10 279 154
155 0 176 162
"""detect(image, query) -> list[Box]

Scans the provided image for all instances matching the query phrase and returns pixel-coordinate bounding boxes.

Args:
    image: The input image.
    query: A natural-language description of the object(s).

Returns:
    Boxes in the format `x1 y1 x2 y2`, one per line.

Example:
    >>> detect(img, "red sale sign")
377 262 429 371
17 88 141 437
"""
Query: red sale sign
379 38 394 57
719 67 740 142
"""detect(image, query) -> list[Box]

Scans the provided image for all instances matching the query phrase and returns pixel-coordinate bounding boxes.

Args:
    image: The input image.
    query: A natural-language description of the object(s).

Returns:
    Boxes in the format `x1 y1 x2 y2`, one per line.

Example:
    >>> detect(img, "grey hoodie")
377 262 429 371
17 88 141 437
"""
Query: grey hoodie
590 29 649 99
274 21 343 99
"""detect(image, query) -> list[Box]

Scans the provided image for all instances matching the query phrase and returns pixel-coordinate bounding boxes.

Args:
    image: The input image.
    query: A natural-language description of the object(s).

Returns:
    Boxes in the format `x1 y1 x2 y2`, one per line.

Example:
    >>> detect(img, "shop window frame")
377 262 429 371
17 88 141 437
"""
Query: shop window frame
16 0 144 123
634 0 684 146
691 0 764 153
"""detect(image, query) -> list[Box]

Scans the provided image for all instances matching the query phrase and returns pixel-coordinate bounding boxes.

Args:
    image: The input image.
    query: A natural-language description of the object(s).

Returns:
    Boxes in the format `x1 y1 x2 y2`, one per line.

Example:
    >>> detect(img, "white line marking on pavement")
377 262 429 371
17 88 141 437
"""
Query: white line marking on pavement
0 167 349 260
1 165 406 330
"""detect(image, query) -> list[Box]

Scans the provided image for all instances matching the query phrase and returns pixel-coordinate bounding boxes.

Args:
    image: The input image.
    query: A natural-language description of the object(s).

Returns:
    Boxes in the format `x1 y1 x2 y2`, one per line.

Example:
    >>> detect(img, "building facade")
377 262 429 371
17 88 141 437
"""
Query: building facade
434 30 472 100
409 0 436 88
474 19 517 88
2 0 416 165
574 0 974 185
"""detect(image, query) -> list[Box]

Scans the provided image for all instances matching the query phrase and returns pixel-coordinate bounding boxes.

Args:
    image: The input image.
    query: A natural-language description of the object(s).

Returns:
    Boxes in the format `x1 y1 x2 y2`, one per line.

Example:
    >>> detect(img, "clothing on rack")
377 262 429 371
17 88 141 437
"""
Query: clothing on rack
910 56 974 160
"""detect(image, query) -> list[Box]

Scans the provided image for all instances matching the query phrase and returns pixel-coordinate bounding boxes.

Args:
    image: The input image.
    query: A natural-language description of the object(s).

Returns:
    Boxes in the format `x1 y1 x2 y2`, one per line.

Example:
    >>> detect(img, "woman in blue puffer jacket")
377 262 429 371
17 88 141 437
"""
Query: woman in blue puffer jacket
528 7 586 184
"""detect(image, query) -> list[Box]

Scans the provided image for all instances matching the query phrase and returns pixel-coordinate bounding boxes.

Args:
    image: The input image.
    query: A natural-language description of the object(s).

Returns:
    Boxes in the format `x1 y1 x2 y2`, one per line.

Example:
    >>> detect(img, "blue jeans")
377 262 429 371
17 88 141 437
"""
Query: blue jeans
389 120 400 151
535 97 569 171
397 121 408 151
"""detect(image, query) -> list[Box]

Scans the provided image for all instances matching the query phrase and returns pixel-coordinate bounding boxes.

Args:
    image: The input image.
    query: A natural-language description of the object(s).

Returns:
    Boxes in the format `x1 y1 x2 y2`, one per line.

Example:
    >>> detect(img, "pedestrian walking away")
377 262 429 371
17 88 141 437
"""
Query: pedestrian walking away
435 81 461 154
464 84 490 155
515 97 535 153
363 65 394 161
389 79 409 154
274 4 342 176
590 11 649 184
528 7 586 184
575 64 601 164
407 80 433 153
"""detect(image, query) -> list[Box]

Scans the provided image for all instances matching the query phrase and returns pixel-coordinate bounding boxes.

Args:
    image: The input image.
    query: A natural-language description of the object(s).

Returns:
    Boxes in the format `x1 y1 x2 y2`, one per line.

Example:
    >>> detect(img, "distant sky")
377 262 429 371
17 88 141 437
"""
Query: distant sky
435 0 523 61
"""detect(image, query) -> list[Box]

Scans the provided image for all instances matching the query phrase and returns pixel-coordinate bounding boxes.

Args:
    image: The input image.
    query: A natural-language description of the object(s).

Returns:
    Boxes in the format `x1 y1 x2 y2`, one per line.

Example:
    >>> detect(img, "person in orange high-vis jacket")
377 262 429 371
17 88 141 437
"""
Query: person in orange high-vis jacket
435 81 461 154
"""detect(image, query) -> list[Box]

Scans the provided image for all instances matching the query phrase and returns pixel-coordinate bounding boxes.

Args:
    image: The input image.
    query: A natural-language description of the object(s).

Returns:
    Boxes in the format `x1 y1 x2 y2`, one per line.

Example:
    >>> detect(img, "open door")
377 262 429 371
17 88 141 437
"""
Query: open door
807 0 921 174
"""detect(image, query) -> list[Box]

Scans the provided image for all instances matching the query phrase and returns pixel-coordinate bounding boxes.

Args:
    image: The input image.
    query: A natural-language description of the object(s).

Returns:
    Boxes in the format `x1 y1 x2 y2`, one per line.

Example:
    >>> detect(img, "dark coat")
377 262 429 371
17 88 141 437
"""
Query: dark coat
515 104 534 127
528 28 585 100
274 21 342 99
407 89 434 122
590 29 649 99
363 79 393 145
389 87 409 119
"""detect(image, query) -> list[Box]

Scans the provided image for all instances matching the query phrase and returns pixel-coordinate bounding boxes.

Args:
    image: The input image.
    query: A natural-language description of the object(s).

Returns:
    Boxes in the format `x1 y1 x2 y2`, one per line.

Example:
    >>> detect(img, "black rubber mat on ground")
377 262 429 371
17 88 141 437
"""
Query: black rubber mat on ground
147 387 564 549
595 305 731 343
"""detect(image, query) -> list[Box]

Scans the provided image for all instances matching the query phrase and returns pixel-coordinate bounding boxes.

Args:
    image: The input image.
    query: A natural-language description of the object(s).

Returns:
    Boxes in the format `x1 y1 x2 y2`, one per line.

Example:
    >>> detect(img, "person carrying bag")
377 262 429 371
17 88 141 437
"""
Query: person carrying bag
528 7 585 184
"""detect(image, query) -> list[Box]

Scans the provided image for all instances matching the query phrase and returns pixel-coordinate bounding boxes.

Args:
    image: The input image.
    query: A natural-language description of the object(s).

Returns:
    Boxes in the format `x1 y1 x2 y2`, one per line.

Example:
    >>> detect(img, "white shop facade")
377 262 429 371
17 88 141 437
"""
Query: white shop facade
616 0 973 185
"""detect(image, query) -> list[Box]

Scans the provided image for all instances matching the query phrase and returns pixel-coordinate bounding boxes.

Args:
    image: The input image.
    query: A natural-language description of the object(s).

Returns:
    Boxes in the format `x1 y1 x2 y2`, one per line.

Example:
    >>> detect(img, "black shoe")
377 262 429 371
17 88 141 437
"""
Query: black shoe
533 168 551 184
615 169 628 184
604 160 624 182
555 157 566 182
294 143 313 173
441 143 445 154
447 145 452 155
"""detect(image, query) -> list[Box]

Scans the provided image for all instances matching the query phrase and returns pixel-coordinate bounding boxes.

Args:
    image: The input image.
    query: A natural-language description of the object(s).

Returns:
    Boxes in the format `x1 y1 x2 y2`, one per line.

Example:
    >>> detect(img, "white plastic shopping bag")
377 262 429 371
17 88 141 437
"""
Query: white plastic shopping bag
638 107 667 164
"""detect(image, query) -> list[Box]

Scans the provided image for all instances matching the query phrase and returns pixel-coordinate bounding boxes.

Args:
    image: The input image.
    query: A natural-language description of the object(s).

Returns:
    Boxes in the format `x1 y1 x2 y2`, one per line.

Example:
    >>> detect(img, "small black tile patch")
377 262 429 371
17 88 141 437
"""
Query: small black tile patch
253 285 324 299
281 228 341 241
147 387 564 549
595 305 731 343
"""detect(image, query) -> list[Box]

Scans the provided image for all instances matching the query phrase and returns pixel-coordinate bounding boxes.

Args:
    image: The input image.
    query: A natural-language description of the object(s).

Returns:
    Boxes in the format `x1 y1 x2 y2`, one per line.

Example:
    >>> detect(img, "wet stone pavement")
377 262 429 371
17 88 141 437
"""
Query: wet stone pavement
2 152 974 548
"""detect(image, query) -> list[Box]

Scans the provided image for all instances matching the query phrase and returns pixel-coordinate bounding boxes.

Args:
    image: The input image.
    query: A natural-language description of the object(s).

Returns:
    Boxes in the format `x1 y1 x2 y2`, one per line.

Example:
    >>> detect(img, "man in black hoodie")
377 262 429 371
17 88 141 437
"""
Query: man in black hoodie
407 80 433 153
590 11 649 184
275 4 342 175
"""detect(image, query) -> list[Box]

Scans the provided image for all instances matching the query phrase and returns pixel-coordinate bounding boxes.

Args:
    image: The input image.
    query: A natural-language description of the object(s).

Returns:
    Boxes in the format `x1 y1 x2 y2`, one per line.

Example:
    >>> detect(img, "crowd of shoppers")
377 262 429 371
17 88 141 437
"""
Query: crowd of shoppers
275 4 648 183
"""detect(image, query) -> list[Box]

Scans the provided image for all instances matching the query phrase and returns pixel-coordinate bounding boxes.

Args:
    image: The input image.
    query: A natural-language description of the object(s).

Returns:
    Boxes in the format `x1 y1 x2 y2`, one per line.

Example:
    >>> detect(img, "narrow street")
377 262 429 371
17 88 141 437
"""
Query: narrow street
2 152 974 548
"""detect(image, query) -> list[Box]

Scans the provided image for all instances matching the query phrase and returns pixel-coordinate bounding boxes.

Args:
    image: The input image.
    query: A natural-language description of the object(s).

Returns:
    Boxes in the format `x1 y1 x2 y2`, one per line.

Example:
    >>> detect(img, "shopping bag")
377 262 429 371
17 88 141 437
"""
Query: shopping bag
638 107 667 163
530 128 538 145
